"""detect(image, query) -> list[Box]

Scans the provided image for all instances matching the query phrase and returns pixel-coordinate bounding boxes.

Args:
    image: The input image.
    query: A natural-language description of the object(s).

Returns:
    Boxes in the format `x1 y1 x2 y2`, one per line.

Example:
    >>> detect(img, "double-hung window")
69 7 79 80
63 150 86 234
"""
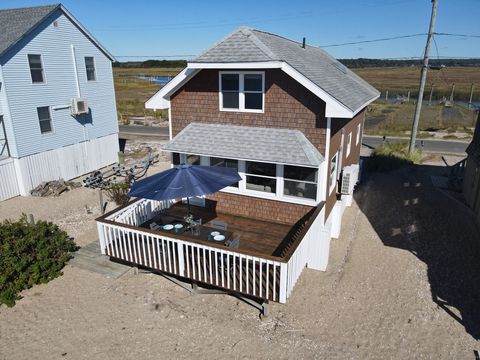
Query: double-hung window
356 123 361 145
28 54 45 83
346 132 352 157
245 161 276 194
37 106 52 134
283 166 318 200
85 57 96 81
211 157 239 187
329 152 338 193
220 72 264 112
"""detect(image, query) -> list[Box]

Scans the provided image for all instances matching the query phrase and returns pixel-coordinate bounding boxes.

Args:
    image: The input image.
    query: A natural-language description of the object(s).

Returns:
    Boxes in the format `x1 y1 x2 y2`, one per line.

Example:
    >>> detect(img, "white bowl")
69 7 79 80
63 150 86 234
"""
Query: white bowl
162 224 174 230
213 235 225 241
210 231 220 236
174 224 183 229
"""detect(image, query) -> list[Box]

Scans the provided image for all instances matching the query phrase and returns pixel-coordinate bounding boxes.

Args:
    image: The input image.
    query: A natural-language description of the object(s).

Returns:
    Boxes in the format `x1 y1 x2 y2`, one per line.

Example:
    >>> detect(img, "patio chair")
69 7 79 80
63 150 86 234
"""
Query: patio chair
226 235 240 249
210 220 227 230
149 222 161 231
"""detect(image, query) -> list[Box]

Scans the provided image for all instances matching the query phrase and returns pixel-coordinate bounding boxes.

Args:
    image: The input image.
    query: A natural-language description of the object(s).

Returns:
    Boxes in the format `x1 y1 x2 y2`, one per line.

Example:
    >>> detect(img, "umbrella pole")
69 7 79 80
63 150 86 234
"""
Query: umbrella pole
187 197 191 214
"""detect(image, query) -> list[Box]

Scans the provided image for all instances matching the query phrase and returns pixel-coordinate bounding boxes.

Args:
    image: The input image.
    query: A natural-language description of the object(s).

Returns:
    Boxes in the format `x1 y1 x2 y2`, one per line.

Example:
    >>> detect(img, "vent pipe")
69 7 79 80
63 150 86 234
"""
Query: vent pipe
302 37 306 48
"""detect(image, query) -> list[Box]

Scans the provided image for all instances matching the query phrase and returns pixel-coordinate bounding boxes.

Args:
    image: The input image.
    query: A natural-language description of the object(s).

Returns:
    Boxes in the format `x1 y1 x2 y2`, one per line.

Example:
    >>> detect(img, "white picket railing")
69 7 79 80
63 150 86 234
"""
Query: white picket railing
97 221 288 302
284 208 324 298
96 200 323 303
106 198 174 226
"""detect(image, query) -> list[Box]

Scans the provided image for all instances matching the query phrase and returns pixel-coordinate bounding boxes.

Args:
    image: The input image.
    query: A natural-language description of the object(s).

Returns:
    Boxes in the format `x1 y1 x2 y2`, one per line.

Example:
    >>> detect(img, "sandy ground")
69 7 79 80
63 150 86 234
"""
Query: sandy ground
0 157 479 359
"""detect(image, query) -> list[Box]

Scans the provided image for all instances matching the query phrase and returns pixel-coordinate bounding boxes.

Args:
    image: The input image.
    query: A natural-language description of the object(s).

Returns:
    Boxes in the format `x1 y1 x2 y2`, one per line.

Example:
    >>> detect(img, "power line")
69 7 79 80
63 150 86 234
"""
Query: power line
434 32 480 38
320 33 427 47
114 55 195 58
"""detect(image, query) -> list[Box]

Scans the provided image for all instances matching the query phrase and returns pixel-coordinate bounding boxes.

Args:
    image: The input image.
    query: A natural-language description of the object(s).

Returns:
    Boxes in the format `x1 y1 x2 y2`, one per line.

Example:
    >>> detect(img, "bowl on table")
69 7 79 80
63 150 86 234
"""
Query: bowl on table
162 224 174 231
174 224 184 233
213 235 225 242
210 231 220 237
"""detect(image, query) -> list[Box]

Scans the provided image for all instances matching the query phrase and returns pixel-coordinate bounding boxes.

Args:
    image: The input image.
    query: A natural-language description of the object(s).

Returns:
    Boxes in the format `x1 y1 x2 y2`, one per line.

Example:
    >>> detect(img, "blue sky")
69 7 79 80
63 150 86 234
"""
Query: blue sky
1 0 479 60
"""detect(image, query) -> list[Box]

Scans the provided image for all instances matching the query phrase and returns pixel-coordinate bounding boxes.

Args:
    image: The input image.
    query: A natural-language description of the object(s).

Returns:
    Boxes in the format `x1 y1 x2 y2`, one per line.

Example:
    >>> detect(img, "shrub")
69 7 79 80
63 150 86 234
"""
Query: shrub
0 216 77 307
367 142 422 172
104 182 130 206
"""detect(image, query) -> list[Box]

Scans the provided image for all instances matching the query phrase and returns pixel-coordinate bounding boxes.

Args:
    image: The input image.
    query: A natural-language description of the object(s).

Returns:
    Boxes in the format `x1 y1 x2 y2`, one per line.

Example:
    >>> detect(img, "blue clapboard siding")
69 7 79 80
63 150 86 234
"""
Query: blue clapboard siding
0 9 118 158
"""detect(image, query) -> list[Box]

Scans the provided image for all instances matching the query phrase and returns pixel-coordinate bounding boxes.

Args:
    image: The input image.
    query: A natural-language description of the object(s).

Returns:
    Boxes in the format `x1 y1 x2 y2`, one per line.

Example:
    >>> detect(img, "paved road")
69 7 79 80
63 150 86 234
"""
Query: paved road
119 125 169 138
363 135 468 154
119 125 469 155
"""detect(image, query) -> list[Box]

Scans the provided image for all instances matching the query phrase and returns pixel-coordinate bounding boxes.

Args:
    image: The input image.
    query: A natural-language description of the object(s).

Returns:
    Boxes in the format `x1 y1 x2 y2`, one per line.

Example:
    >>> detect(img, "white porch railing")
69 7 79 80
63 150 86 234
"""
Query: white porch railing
96 199 323 304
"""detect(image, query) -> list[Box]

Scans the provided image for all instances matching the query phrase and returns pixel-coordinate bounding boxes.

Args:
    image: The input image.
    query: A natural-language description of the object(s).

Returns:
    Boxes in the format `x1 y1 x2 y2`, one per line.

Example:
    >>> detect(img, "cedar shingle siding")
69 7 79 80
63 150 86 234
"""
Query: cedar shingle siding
171 69 328 154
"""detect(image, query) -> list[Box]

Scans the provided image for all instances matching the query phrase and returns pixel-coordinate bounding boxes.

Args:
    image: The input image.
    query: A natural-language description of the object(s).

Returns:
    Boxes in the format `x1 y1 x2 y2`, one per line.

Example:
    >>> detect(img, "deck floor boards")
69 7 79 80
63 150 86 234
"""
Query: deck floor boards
146 202 293 257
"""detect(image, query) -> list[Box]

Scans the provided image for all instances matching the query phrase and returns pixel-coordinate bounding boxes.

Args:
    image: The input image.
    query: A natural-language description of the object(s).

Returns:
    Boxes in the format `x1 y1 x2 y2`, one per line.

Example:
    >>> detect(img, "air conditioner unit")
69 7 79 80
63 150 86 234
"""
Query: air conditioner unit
341 164 359 195
71 98 88 115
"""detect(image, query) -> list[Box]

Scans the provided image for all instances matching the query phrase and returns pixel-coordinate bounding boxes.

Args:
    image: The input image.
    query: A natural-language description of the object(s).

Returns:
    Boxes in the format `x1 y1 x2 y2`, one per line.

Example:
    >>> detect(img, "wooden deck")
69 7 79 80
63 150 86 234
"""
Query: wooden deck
143 202 295 257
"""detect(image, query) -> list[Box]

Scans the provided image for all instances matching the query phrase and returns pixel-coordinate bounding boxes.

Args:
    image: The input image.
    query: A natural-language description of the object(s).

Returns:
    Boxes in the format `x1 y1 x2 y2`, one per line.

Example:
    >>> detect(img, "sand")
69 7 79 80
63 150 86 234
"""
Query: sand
0 159 479 359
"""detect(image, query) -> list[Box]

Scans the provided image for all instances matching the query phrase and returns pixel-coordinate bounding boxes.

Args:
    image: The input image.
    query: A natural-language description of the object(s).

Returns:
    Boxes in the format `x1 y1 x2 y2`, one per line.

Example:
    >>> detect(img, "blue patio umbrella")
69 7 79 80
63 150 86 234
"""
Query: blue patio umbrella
128 164 241 211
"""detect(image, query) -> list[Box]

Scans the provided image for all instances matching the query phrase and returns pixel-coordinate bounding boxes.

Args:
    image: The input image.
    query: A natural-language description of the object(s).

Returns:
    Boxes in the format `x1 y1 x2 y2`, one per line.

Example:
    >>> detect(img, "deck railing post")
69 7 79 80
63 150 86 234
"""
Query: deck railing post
279 262 288 304
177 242 185 276
97 222 106 255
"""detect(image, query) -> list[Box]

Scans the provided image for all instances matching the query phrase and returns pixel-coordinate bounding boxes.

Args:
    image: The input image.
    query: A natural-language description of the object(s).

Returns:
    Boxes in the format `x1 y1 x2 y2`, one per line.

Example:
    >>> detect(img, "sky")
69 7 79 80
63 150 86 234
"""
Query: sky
0 0 479 61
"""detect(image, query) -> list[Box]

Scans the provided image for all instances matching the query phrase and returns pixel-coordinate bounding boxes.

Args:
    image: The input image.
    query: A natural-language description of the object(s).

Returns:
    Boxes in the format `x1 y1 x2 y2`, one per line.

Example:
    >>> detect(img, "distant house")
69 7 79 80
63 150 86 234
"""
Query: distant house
96 27 379 306
0 4 119 201
463 111 480 225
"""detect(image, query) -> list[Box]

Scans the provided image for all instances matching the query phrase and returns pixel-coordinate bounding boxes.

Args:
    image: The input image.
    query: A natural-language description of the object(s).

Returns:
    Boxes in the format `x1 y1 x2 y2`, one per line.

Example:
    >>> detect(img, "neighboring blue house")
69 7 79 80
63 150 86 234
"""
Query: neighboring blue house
0 4 119 200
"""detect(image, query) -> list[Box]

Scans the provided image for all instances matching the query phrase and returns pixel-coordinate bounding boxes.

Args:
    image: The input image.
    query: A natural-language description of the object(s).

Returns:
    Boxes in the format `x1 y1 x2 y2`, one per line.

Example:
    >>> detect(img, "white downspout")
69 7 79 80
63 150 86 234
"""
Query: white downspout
323 117 331 222
71 44 88 158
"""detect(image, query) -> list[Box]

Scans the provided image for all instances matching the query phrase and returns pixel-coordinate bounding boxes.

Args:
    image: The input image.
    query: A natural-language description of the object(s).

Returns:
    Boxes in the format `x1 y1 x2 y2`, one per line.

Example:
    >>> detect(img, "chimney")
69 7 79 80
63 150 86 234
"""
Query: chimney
302 37 306 49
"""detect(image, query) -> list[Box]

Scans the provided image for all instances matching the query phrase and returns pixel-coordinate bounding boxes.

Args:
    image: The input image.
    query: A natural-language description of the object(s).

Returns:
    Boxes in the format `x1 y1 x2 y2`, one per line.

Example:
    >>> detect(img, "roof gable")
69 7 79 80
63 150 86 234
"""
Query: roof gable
190 27 379 113
0 4 114 61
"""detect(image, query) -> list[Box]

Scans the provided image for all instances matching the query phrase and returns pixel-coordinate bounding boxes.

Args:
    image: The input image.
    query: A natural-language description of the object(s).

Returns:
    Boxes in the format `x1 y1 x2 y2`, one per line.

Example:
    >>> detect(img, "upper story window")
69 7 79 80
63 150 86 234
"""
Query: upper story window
329 152 338 194
37 106 52 134
28 54 45 83
346 132 352 157
220 72 264 112
85 57 96 81
356 123 361 145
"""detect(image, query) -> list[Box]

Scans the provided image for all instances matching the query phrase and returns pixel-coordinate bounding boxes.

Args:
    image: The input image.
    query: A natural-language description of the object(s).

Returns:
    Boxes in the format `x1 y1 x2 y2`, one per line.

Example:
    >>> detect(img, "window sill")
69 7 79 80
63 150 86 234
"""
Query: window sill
219 107 264 114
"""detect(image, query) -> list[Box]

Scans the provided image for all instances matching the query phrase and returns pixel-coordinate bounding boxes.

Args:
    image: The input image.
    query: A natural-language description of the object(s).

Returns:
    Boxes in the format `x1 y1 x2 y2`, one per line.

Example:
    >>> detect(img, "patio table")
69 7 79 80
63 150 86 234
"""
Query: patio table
151 214 232 246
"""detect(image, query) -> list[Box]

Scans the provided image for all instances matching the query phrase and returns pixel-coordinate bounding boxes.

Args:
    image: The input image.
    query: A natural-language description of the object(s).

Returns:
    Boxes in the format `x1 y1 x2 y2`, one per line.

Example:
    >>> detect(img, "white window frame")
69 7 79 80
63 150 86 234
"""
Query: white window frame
283 165 319 201
84 56 96 81
329 152 338 194
27 54 46 84
37 106 53 134
356 123 361 145
219 71 265 113
177 153 320 206
346 132 352 157
244 161 277 196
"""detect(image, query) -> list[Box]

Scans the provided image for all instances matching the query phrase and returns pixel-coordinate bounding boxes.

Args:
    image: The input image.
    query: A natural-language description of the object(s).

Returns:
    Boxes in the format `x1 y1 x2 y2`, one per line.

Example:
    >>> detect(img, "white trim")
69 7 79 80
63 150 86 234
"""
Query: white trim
70 45 81 97
145 68 200 110
352 95 380 117
323 117 331 203
168 107 173 140
346 132 352 157
188 61 283 69
329 151 338 194
356 123 361 145
218 71 265 113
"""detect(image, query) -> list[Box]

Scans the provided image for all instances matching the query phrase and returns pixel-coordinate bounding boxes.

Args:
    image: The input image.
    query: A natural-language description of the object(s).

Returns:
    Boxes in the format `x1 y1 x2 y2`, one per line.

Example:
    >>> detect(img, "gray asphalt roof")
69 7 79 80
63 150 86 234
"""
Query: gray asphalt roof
192 27 379 113
0 4 59 58
163 123 324 167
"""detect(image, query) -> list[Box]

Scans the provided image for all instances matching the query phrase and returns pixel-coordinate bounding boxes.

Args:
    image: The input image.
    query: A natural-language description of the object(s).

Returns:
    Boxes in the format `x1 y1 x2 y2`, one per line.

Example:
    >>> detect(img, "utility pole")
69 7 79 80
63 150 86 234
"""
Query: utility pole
408 0 438 155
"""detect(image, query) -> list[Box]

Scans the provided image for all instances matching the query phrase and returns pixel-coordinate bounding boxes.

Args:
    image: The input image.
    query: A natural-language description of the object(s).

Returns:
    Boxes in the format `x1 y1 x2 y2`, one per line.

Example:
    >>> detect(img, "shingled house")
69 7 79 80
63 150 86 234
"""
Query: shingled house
96 27 379 306
463 111 480 226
